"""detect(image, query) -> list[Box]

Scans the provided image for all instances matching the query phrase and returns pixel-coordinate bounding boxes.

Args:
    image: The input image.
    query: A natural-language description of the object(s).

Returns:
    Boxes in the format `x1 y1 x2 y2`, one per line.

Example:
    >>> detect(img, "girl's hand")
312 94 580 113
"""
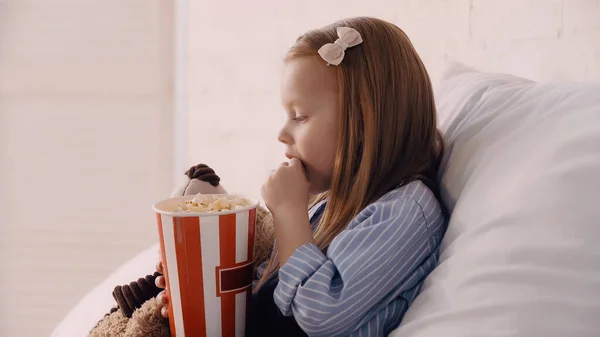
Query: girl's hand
155 259 170 318
261 158 310 217
262 158 313 265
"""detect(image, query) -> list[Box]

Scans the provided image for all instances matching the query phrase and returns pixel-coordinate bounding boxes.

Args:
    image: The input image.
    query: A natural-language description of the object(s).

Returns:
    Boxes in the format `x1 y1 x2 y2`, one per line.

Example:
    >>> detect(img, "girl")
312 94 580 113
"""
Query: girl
157 16 447 337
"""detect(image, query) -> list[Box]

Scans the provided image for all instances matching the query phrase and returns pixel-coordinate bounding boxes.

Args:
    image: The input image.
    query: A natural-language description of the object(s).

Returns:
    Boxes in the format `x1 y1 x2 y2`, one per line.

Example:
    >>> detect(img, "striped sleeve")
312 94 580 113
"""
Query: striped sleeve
273 196 432 336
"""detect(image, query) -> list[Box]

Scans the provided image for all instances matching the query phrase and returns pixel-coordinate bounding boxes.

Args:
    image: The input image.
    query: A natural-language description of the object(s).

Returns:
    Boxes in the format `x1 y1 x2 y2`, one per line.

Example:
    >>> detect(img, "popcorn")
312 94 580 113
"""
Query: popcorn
175 194 250 213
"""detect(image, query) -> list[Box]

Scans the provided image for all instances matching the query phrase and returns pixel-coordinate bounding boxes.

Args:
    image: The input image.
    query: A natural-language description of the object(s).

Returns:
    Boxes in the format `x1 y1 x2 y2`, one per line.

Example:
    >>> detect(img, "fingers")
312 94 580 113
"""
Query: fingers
155 261 163 274
158 291 169 318
155 275 166 289
289 157 302 167
289 158 306 174
270 161 289 174
158 290 169 304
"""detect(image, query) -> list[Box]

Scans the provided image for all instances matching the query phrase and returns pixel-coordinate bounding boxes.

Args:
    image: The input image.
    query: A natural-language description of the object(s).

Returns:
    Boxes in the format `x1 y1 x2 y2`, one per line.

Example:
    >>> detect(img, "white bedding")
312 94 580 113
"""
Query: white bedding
390 62 600 337
50 244 160 337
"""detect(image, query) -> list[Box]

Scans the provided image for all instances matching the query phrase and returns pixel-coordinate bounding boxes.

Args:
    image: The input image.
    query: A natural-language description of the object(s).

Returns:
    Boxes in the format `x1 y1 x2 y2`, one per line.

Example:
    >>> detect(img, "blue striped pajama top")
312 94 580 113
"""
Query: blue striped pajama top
273 180 447 336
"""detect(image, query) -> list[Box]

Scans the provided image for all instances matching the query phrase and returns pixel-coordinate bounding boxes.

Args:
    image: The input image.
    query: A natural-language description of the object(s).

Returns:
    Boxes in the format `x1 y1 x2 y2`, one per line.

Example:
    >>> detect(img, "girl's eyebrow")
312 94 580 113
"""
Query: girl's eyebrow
282 96 303 113
281 101 297 117
284 97 300 108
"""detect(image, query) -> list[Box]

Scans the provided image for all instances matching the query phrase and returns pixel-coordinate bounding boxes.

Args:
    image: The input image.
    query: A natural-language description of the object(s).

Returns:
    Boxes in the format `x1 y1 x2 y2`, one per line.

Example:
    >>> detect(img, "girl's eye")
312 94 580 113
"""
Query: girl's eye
292 115 307 123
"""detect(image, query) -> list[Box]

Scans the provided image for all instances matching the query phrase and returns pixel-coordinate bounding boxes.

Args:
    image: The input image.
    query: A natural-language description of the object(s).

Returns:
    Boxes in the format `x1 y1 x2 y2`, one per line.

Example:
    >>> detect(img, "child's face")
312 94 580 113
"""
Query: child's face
279 56 339 194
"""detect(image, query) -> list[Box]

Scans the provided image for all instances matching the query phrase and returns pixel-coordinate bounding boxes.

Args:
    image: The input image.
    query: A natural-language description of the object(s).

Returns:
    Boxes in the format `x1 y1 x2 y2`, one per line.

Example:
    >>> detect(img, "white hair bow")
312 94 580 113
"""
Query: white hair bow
317 27 363 66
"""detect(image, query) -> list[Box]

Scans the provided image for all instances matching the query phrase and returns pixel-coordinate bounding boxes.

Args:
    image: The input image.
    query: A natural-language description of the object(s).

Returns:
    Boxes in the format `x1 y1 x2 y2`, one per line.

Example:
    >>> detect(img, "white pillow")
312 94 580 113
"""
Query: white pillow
50 243 160 337
390 63 600 337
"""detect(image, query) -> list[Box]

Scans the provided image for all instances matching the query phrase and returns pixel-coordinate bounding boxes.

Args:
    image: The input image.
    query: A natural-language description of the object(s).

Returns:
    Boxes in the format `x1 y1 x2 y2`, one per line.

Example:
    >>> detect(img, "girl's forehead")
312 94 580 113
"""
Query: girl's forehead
281 57 337 105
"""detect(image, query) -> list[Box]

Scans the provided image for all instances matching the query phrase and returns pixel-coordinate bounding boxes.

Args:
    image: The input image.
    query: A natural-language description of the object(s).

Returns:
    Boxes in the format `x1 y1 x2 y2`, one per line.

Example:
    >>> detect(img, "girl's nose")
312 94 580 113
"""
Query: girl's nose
278 127 292 145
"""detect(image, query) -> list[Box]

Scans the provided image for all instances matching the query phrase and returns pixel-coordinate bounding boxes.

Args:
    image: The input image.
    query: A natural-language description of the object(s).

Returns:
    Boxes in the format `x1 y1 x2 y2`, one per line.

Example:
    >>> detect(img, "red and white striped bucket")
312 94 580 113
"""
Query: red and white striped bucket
153 195 259 337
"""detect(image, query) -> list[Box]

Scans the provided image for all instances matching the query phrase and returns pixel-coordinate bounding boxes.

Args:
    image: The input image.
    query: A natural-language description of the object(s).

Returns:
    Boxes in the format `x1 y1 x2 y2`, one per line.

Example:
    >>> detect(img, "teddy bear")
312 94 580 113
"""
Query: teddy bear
87 163 274 337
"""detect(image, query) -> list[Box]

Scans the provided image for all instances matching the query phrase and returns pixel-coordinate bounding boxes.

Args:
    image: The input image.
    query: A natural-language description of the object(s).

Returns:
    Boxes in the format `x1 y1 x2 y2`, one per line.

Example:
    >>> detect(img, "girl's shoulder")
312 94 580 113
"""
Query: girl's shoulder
382 180 439 205
355 180 446 234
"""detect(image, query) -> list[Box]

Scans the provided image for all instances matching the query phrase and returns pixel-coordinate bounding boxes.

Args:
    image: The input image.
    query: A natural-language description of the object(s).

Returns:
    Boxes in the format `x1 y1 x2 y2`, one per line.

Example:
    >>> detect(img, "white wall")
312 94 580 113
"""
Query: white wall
0 1 173 336
185 0 600 201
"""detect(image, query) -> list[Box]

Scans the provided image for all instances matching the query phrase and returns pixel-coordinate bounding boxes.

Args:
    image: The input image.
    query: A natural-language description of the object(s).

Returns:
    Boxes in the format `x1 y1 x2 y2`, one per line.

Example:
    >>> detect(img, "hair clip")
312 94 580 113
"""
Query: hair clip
317 27 363 66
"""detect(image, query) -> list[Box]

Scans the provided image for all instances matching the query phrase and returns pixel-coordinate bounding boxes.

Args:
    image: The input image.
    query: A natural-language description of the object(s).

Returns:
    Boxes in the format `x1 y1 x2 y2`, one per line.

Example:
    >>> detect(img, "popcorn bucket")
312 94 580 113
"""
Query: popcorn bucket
153 195 259 337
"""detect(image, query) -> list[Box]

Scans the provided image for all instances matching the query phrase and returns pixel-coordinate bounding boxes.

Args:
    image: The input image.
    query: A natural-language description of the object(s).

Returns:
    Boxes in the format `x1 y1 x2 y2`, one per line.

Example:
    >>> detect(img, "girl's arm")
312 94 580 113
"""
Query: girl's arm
273 207 314 265
274 196 439 337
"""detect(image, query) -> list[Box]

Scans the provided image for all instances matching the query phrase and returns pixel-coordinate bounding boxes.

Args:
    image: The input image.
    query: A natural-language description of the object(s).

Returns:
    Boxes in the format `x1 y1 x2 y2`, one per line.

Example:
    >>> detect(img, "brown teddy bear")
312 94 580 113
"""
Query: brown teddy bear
87 163 274 337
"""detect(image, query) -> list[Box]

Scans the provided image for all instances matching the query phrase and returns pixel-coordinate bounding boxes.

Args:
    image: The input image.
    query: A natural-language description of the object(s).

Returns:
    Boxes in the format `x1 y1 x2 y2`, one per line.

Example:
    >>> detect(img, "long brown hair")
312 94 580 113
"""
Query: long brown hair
255 17 444 290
